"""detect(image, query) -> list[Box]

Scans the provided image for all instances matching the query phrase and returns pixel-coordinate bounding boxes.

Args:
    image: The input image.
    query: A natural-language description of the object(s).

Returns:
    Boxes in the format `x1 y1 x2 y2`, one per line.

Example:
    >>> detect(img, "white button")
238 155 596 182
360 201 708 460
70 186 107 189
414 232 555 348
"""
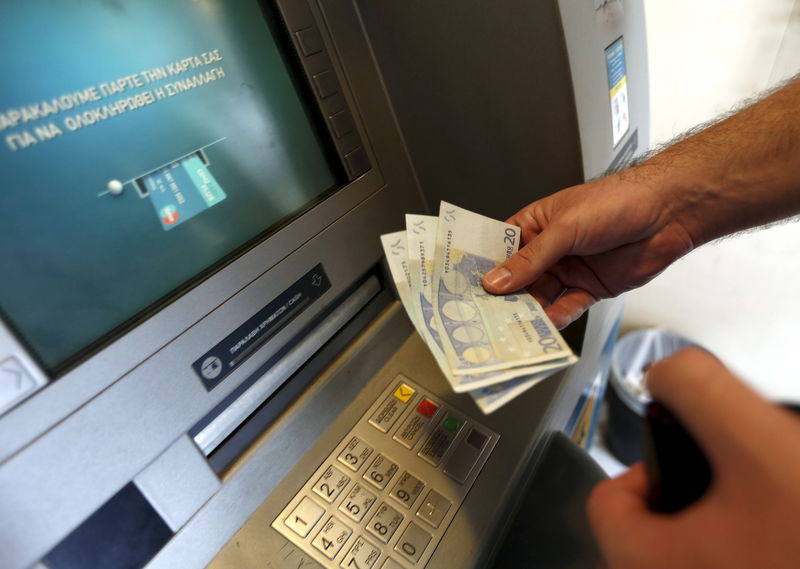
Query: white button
313 465 351 503
285 497 325 537
394 522 432 564
338 437 374 472
339 483 377 523
340 536 382 569
363 454 398 490
366 502 404 543
0 357 43 415
312 516 352 559
389 471 425 510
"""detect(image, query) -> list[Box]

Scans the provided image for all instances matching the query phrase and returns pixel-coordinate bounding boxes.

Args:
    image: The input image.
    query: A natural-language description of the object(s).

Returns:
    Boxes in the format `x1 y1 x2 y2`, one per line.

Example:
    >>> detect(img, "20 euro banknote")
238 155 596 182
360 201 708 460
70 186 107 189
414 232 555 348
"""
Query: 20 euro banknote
431 202 576 376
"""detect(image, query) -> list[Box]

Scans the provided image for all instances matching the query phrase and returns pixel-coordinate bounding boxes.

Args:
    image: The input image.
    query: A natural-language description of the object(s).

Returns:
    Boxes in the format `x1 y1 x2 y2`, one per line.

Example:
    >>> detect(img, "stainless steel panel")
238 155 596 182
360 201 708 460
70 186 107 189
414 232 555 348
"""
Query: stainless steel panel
134 435 221 532
146 305 413 569
352 0 585 221
199 299 621 569
193 276 381 455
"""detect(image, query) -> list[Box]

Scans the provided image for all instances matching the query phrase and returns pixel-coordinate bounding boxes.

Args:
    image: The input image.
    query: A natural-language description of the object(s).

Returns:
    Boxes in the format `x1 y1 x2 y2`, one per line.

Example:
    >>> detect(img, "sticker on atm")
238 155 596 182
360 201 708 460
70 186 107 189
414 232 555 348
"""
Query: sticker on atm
605 36 629 147
142 153 226 230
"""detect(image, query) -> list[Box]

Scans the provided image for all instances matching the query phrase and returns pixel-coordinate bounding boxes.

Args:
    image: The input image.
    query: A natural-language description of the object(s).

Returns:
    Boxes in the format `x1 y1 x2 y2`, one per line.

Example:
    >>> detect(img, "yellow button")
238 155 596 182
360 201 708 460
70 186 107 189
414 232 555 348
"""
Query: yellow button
393 384 415 403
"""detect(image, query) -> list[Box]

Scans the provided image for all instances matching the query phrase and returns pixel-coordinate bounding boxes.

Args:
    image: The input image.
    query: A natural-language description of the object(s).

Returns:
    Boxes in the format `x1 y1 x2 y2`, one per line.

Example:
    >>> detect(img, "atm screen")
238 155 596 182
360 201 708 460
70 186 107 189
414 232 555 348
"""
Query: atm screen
0 0 340 373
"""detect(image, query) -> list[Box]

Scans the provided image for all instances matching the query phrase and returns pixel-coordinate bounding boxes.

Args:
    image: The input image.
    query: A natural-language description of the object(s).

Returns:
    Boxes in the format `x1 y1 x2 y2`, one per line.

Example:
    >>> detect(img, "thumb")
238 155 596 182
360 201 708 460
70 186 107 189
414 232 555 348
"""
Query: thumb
482 228 570 293
645 348 786 472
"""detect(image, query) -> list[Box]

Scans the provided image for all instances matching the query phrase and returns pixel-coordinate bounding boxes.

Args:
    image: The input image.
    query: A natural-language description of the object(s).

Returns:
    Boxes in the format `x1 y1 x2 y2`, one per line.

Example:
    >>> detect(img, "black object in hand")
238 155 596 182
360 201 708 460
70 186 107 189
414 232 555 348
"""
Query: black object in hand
643 401 712 513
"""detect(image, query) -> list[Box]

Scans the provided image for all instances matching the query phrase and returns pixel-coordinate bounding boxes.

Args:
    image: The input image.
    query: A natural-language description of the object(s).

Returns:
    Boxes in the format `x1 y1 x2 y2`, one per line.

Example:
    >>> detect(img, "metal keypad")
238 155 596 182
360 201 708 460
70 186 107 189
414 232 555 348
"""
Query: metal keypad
272 375 499 568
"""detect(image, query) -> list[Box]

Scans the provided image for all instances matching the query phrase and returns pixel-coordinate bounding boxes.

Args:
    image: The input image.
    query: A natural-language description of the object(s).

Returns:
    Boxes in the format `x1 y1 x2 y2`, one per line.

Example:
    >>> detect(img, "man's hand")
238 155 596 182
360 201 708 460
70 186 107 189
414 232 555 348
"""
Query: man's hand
481 79 800 329
481 172 696 328
588 348 800 569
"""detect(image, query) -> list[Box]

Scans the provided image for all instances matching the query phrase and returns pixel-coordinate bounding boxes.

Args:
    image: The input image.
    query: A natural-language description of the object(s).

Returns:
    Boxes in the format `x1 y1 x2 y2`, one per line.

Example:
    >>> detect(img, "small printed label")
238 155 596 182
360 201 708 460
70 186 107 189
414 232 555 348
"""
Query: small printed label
606 37 630 146
191 264 331 390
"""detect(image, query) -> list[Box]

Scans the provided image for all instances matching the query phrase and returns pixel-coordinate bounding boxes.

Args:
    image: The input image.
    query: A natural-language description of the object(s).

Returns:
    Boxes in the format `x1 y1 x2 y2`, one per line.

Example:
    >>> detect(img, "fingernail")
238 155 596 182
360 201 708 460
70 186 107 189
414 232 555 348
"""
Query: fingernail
485 267 511 288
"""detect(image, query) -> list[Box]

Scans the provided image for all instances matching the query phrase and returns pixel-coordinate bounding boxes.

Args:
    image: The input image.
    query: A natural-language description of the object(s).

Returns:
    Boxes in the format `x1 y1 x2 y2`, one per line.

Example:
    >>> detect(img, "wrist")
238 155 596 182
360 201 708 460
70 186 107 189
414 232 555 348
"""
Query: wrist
613 156 711 248
622 79 800 246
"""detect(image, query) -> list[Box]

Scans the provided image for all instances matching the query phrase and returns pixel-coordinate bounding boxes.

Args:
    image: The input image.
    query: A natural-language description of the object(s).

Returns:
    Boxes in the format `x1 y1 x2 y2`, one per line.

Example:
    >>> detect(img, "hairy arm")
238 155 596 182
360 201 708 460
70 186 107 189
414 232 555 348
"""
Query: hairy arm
482 77 800 328
635 76 800 246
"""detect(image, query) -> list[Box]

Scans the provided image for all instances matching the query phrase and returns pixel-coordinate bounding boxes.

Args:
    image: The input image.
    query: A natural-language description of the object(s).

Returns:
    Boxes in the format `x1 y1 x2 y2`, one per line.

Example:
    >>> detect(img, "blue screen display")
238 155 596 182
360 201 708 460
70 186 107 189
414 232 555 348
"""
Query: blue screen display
0 0 338 371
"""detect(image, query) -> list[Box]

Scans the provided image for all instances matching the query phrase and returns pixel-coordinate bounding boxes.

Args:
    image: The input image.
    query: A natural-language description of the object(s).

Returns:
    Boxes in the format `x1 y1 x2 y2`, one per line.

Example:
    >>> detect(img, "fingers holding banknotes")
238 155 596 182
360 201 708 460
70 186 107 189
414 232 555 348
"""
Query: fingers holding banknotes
481 174 696 328
588 349 800 569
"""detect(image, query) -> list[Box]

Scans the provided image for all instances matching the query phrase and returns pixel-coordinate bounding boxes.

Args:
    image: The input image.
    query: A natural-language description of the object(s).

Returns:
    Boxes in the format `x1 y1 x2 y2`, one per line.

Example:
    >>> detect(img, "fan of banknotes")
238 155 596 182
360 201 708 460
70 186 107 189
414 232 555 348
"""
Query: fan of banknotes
380 202 577 414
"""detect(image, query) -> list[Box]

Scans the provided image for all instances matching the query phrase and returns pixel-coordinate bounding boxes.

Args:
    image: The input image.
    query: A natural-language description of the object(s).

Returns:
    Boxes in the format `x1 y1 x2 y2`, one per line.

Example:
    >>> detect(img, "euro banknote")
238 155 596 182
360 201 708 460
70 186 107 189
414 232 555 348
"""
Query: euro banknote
431 202 576 376
381 228 556 413
381 202 577 412
402 214 572 388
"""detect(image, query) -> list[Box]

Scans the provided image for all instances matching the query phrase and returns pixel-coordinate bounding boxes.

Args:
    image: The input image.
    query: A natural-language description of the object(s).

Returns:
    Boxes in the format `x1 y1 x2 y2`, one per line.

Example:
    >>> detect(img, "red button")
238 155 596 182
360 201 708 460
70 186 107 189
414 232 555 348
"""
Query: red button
417 398 439 418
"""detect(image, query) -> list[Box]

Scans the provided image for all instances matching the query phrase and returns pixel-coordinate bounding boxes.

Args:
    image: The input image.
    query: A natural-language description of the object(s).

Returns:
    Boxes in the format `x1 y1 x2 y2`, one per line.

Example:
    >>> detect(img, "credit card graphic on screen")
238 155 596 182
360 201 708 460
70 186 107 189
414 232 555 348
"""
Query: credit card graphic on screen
141 153 226 230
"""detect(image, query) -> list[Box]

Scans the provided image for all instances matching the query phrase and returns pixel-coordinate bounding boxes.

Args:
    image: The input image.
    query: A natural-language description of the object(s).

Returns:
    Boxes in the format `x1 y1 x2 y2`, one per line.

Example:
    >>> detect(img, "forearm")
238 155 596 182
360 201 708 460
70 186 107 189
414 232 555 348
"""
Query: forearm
623 77 800 246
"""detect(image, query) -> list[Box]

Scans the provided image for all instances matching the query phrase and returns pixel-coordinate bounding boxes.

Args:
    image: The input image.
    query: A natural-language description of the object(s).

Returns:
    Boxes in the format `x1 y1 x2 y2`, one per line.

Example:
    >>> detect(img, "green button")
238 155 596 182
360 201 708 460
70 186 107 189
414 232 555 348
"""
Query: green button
443 416 461 433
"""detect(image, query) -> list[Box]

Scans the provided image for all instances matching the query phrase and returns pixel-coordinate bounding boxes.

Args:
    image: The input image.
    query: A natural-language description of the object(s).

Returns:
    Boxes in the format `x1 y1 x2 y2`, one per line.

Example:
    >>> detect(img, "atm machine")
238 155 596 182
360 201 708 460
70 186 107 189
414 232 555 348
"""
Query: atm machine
0 1 648 568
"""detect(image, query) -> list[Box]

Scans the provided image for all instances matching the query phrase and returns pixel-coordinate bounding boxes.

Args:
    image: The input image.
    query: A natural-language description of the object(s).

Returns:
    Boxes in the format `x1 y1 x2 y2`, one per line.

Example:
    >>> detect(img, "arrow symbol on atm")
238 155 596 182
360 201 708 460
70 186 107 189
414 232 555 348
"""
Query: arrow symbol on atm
394 384 415 403
417 398 439 418
2 367 23 390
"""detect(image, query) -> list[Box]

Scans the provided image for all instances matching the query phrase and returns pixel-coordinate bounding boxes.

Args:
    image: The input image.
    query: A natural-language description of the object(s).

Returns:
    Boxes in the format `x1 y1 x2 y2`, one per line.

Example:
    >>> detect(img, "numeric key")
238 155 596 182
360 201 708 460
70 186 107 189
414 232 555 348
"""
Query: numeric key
363 454 398 490
366 502 404 543
389 471 425 509
285 496 325 538
394 522 432 564
313 465 351 503
339 483 377 523
338 437 373 472
312 516 352 559
340 536 382 569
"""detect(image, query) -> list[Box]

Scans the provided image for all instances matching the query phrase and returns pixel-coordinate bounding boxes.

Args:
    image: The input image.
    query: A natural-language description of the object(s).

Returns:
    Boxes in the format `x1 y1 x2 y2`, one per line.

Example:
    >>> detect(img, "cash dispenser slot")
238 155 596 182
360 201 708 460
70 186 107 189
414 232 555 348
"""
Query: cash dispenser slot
191 271 390 471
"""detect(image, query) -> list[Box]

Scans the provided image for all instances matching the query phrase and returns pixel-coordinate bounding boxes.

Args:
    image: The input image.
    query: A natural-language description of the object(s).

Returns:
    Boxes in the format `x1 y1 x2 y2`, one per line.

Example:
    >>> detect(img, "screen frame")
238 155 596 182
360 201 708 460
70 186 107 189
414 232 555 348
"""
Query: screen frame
0 0 351 378
0 0 422 466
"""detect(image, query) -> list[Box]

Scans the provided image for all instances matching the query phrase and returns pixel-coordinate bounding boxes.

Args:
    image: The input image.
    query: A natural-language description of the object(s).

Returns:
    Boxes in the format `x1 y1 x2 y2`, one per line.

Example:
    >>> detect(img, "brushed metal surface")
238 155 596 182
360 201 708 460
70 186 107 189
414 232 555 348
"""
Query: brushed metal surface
193 276 381 455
